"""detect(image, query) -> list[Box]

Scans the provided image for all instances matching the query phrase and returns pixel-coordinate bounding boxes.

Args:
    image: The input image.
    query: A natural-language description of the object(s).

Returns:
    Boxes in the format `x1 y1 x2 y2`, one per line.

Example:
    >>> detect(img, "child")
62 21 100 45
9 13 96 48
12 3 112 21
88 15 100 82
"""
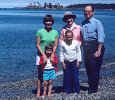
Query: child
39 44 58 98
60 30 82 94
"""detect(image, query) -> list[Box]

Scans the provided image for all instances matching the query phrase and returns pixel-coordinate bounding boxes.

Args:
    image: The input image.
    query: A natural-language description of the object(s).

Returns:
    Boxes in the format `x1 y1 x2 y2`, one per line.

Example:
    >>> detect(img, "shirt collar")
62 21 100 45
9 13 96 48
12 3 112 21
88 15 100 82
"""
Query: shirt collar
70 23 77 30
65 22 77 30
89 17 94 22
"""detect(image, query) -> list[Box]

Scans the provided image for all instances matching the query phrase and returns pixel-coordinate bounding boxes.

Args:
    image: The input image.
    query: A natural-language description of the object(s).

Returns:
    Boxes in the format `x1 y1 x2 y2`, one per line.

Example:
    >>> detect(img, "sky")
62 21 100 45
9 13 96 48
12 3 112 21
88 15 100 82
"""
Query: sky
0 0 115 8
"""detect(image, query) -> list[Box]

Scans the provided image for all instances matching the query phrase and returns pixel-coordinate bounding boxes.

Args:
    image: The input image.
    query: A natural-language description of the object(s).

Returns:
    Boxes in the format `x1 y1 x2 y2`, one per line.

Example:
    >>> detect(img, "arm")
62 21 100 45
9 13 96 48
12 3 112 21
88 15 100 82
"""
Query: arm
53 37 58 54
36 37 47 63
51 37 58 62
60 42 66 70
76 42 82 68
59 29 65 45
94 20 105 57
80 26 84 46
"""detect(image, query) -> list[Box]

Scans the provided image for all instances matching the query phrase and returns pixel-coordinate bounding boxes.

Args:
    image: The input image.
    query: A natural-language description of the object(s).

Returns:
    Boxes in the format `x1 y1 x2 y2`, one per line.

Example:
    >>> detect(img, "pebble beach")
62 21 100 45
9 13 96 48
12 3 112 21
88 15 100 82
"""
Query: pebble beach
0 62 115 100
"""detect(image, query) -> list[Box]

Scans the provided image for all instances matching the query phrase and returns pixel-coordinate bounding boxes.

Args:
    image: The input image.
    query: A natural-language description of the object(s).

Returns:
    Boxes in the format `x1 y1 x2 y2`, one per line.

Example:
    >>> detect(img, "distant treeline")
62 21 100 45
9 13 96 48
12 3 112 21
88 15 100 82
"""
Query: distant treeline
66 4 115 10
1 3 115 10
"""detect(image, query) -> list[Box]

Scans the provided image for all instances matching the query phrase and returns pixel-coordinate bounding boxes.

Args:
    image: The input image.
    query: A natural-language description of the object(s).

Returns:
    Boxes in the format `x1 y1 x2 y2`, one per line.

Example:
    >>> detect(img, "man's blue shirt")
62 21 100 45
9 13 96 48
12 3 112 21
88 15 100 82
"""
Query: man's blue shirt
81 17 105 43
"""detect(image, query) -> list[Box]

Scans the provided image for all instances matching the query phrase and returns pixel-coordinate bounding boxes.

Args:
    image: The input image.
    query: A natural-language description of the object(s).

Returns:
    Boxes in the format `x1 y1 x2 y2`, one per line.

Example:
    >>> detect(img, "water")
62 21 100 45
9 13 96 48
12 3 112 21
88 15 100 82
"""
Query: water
0 9 115 83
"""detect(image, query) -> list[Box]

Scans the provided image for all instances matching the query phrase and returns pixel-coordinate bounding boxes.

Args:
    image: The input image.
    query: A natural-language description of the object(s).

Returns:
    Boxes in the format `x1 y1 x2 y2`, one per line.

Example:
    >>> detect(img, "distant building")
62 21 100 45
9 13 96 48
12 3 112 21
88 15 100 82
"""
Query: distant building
24 2 63 9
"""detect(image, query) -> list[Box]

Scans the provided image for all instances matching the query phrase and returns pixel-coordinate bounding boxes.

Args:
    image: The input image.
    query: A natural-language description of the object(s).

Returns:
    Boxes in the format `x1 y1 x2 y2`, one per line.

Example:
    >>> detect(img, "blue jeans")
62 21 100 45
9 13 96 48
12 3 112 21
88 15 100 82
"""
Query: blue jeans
63 60 80 93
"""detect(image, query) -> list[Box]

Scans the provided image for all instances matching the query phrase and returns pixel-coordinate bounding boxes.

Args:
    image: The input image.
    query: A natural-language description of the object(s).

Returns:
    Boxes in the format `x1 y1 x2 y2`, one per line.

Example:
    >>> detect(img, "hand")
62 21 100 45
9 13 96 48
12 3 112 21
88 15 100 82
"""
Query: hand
94 50 101 57
62 62 66 70
76 62 80 68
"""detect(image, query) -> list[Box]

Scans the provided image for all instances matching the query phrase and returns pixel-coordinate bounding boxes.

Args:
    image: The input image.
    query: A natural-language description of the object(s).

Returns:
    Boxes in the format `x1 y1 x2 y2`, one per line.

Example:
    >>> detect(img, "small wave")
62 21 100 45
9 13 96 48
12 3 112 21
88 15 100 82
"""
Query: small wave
56 70 63 77
102 62 115 68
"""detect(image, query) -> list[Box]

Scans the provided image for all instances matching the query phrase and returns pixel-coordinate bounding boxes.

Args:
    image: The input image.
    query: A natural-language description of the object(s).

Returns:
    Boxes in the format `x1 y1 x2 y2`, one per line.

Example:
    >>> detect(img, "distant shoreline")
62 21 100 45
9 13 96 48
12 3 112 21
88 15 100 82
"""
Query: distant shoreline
65 3 115 10
0 3 115 10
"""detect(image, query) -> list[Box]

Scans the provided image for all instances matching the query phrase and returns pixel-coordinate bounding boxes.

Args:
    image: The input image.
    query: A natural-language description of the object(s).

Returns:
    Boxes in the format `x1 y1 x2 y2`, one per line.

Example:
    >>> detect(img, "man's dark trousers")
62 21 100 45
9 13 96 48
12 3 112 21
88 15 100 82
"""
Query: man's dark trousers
83 40 105 93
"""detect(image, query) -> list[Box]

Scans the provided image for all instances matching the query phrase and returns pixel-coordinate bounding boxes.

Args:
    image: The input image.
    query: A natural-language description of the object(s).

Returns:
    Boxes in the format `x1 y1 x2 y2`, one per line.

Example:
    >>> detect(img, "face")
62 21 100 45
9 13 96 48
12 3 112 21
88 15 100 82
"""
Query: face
44 21 53 29
84 6 94 19
66 17 74 25
65 32 73 42
45 49 53 57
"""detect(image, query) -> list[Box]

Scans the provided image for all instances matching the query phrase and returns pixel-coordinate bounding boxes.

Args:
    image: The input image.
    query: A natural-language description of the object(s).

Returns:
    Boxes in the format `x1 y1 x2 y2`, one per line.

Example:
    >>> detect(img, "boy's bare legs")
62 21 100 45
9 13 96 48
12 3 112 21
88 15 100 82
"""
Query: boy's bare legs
48 80 53 98
43 80 48 96
36 79 41 98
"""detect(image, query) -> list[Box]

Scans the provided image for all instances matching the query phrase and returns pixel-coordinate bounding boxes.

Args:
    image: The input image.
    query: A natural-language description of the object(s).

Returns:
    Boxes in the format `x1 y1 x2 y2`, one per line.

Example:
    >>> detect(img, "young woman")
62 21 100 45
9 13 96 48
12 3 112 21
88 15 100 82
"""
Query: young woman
36 14 58 98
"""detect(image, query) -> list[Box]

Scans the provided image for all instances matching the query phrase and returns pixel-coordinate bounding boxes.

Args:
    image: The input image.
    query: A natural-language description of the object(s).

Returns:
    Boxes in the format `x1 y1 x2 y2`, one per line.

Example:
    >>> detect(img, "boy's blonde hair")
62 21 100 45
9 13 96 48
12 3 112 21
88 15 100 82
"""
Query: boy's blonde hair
65 30 73 37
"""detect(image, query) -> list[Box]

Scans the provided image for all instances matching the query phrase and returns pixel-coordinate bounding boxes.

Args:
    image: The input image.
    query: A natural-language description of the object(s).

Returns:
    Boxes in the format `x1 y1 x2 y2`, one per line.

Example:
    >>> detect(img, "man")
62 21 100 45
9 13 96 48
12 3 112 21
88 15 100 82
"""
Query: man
81 5 105 94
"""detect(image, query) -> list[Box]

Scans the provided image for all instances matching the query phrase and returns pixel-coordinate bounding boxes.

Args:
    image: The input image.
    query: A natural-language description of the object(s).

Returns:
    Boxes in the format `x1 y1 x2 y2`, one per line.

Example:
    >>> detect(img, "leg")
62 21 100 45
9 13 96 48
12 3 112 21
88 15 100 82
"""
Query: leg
86 54 104 93
43 70 49 96
48 80 53 98
84 42 105 93
71 61 80 93
36 79 41 98
43 80 48 96
36 66 43 98
64 61 73 93
90 47 104 92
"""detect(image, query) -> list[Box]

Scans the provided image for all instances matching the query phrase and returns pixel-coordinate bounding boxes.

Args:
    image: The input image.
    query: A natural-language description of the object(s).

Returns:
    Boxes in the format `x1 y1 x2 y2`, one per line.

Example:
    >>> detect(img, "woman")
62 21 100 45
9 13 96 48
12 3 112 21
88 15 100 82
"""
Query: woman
36 14 58 98
59 11 82 45
59 11 82 94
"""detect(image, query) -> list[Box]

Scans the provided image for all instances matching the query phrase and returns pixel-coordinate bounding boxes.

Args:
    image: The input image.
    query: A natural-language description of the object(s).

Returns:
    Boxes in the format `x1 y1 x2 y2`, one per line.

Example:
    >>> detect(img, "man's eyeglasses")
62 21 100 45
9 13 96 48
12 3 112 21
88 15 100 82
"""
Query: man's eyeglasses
84 10 93 13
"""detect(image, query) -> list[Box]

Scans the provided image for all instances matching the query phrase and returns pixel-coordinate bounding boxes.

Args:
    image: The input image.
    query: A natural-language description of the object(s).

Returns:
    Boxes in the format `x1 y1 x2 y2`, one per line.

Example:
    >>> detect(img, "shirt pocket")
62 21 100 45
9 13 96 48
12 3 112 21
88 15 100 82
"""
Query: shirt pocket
87 24 96 33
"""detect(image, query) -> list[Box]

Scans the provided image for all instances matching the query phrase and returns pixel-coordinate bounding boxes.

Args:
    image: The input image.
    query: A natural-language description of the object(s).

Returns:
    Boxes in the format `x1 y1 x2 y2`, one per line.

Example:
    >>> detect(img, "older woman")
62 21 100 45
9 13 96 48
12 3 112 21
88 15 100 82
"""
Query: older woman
59 11 82 94
36 14 58 98
59 11 82 45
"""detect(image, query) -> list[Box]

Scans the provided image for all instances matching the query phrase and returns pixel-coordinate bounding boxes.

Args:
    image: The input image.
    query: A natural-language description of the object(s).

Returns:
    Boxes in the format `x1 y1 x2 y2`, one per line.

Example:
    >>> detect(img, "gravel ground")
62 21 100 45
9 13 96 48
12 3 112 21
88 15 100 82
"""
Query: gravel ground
0 63 115 100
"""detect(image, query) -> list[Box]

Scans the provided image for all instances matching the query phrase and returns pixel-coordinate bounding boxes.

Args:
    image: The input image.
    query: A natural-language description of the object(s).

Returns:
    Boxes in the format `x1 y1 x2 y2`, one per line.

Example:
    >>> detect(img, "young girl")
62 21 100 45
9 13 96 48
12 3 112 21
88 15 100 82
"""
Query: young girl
60 30 82 94
39 44 58 98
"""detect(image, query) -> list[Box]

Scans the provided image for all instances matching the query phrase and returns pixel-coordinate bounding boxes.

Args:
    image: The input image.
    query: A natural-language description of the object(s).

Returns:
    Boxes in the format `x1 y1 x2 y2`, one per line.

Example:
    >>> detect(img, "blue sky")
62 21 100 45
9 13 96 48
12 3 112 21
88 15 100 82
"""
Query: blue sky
0 0 115 8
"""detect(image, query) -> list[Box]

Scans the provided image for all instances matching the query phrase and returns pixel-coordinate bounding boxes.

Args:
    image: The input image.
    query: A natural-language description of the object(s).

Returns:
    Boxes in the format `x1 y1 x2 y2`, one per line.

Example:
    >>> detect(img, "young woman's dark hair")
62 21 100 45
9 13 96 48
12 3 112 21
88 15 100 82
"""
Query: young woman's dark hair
43 14 54 24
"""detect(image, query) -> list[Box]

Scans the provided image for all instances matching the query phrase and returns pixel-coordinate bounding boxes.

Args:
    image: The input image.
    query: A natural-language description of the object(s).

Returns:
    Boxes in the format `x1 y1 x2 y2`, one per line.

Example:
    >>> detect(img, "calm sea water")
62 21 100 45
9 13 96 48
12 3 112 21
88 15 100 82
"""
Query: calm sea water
0 9 115 83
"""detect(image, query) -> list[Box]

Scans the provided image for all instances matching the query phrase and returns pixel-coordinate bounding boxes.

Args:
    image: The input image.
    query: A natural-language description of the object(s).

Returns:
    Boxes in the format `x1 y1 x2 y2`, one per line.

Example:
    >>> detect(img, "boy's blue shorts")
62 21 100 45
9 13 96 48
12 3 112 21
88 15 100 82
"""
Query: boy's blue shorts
43 69 56 80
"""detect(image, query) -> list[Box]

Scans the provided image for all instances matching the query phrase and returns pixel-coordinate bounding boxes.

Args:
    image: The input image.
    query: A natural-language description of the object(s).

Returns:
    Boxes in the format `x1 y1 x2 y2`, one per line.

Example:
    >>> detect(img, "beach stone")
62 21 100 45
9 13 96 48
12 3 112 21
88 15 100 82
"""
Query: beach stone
0 63 115 100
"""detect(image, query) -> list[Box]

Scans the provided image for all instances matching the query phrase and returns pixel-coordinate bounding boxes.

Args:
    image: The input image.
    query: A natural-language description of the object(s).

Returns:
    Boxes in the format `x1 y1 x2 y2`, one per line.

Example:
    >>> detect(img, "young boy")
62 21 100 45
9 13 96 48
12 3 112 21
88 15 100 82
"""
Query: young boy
39 44 58 98
60 30 82 94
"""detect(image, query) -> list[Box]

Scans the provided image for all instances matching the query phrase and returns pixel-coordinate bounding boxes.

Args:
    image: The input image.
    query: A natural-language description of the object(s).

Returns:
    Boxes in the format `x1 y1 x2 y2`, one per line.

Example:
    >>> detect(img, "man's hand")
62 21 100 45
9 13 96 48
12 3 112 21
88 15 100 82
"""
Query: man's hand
94 50 101 57
94 43 103 57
